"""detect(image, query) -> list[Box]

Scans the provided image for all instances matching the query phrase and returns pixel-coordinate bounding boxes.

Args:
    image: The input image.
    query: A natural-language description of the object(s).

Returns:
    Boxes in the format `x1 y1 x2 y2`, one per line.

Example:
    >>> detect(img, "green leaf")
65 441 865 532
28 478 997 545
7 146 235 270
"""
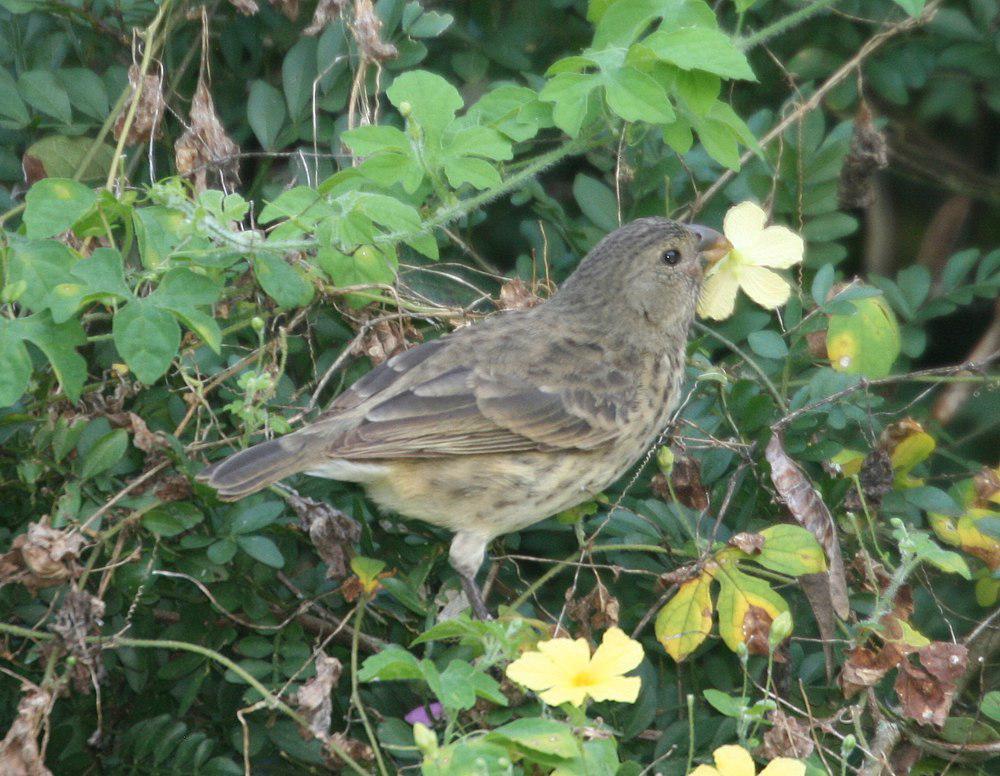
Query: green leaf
80 428 129 479
891 0 925 16
465 85 552 142
446 125 513 161
0 67 29 127
756 524 828 576
573 173 619 232
282 37 318 121
21 135 115 183
703 688 746 718
386 70 464 144
603 66 674 123
903 530 972 579
316 246 396 307
231 500 284 535
341 124 411 156
148 268 223 352
56 68 109 121
981 690 1000 723
539 73 598 137
208 538 238 565
113 299 181 384
811 263 835 306
402 3 453 37
655 571 714 662
133 206 190 271
48 246 131 324
18 70 72 124
827 294 900 378
236 535 285 568
644 28 755 80
490 718 578 759
747 330 788 359
6 239 77 312
0 319 32 406
23 178 97 239
18 312 87 402
247 80 287 150
358 646 422 681
421 659 478 711
252 253 315 309
142 503 204 538
443 156 501 189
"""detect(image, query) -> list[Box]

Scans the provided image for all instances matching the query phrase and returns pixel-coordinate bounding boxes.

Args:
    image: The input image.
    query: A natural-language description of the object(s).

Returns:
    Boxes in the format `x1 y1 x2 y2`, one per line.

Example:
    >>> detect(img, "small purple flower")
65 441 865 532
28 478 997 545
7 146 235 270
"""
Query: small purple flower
404 702 443 726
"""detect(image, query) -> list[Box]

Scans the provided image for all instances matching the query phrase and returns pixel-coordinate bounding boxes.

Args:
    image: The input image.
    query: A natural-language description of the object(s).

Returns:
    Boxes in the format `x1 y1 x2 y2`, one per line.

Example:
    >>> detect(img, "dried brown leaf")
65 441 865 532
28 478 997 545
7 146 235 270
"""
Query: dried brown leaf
349 313 423 366
288 494 361 579
49 588 106 693
228 0 259 14
841 644 902 698
758 709 815 761
729 532 765 556
350 0 397 61
838 100 888 209
269 0 299 20
917 642 967 685
0 684 55 776
742 604 775 657
765 434 850 620
326 732 375 769
895 660 951 727
566 579 620 636
175 78 240 193
114 66 165 145
0 518 86 594
295 655 342 738
844 448 894 511
304 0 349 35
496 278 544 311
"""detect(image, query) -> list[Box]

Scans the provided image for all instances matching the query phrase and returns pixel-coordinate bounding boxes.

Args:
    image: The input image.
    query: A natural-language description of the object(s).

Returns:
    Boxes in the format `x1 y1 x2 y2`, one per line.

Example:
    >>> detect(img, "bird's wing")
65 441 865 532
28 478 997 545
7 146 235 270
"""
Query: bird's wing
309 332 630 459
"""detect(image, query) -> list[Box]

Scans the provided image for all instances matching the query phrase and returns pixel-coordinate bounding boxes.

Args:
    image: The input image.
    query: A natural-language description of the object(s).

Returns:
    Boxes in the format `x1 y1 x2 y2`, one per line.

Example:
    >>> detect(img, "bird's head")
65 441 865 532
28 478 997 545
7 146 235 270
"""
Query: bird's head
553 217 730 337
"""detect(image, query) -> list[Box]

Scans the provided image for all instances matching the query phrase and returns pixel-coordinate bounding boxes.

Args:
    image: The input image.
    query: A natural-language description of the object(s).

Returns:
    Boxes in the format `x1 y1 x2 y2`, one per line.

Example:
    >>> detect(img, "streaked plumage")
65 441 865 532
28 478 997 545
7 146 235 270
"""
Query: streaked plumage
198 217 725 616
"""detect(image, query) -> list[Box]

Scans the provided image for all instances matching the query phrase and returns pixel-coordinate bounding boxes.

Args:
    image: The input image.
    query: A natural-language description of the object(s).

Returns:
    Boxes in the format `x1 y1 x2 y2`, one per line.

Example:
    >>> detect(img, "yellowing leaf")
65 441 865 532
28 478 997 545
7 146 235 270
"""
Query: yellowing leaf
655 570 714 662
975 575 999 607
714 563 789 654
829 448 865 478
756 524 828 576
891 431 935 485
929 508 1000 571
826 294 900 378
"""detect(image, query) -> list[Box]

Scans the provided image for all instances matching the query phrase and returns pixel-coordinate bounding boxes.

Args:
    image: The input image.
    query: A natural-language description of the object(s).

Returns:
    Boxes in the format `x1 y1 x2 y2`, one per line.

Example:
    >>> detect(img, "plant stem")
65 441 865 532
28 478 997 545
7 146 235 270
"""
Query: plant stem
738 0 841 50
351 596 389 776
693 321 789 412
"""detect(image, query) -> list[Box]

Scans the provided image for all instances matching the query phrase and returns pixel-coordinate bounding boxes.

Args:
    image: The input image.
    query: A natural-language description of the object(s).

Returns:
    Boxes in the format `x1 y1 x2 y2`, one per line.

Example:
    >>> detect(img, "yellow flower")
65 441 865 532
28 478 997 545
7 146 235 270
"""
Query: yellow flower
698 201 805 320
504 627 643 707
689 744 805 776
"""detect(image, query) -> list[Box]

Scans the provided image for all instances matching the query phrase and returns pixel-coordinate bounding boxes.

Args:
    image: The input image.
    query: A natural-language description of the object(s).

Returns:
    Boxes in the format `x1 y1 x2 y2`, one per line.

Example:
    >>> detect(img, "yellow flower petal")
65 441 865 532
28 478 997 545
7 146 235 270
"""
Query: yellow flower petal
538 683 589 707
689 767 723 776
737 264 791 310
712 745 756 776
739 225 804 269
588 627 644 680
583 675 641 703
537 636 591 672
698 264 741 320
758 758 806 776
505 651 558 693
723 201 767 251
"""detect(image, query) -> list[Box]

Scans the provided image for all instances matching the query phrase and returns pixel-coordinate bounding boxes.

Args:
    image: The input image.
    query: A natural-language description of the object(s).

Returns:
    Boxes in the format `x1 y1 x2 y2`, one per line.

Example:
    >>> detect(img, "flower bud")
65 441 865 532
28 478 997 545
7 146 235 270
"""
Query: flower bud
769 610 793 651
251 316 265 333
656 446 674 477
412 722 437 756
398 100 412 118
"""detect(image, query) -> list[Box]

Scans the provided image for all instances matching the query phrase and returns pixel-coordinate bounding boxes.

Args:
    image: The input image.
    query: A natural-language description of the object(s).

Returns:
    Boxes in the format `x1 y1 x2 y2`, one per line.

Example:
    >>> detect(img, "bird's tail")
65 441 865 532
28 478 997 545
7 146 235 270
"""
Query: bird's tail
196 433 317 500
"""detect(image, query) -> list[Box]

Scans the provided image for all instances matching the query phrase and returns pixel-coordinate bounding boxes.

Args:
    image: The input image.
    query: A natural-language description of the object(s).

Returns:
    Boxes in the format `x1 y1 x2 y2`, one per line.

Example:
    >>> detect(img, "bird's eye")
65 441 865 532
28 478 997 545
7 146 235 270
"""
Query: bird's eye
661 249 681 266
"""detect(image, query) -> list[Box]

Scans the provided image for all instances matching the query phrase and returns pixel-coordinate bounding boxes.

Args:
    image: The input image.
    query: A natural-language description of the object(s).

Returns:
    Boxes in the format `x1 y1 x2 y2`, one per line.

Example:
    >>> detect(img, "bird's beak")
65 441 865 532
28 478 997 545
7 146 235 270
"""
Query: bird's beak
687 224 731 268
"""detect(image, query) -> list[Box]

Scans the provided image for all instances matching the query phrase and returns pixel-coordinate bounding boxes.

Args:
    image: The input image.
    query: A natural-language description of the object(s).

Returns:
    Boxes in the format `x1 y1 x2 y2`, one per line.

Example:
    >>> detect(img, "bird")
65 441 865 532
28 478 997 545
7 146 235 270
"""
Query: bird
197 217 728 618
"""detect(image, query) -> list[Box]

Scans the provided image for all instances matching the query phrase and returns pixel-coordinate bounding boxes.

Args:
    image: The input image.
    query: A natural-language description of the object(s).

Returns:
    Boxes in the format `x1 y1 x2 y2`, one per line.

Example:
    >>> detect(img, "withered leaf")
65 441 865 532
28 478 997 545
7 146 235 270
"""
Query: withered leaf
114 66 166 146
0 684 55 776
350 0 397 61
228 0 259 14
287 493 360 579
566 579 620 636
295 655 342 738
729 532 765 556
174 78 240 193
742 604 776 657
496 278 544 311
49 588 106 693
759 709 815 761
917 642 967 685
895 660 951 727
766 434 850 620
305 0 349 36
0 518 86 594
838 100 888 209
840 644 902 698
844 448 893 511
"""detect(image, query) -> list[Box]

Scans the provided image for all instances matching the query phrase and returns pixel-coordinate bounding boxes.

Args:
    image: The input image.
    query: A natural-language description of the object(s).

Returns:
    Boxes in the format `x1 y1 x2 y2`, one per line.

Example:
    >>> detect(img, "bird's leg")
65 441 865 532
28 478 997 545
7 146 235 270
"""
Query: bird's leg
449 532 491 620
460 574 491 621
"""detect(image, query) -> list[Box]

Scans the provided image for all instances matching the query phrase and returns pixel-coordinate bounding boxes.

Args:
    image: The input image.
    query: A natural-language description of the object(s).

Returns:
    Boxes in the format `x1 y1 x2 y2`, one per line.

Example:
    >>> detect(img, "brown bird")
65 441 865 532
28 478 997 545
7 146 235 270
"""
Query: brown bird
198 218 727 617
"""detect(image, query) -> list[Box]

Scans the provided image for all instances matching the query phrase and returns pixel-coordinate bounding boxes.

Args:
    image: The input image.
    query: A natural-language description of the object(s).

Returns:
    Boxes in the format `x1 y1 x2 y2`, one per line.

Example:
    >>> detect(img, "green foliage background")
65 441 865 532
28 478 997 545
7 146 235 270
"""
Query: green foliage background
1 0 998 773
